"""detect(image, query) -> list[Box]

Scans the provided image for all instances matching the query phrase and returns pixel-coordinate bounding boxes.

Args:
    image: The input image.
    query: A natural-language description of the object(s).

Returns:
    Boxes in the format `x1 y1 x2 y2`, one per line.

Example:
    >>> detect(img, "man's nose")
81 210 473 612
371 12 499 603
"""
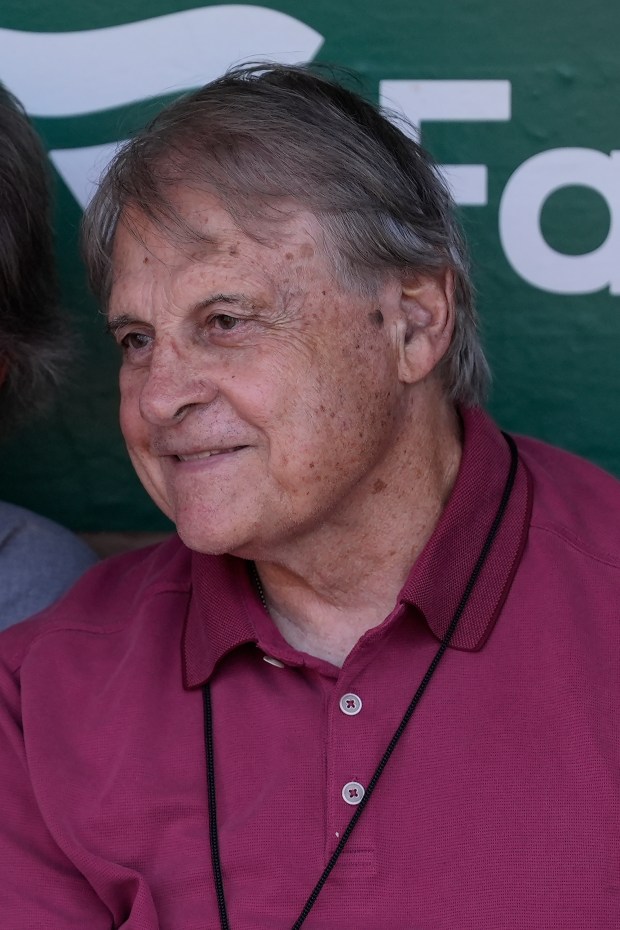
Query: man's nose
137 340 218 425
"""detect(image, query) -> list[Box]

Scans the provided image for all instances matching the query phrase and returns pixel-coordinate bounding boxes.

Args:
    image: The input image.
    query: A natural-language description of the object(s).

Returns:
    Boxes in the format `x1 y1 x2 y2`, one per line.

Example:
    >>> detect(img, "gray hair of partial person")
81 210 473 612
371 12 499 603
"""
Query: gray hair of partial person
0 84 69 428
83 64 489 405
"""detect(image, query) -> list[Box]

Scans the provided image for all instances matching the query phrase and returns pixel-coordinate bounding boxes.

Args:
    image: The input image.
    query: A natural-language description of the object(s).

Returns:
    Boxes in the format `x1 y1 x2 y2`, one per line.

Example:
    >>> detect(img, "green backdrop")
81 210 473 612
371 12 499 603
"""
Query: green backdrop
0 0 618 531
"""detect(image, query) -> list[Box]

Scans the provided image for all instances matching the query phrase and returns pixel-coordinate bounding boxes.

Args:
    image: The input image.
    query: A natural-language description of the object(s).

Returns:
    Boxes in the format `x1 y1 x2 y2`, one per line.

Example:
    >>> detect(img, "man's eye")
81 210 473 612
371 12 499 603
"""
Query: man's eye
120 332 151 351
212 314 239 331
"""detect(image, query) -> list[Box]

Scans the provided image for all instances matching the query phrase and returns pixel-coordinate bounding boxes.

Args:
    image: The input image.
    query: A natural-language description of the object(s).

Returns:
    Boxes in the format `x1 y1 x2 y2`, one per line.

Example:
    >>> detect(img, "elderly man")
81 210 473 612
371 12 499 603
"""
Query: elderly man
1 65 618 929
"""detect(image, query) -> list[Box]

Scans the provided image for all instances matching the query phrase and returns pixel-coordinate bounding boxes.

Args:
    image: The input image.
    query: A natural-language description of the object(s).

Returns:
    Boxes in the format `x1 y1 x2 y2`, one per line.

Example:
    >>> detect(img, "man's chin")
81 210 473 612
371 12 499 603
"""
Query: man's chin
174 520 259 559
176 529 237 557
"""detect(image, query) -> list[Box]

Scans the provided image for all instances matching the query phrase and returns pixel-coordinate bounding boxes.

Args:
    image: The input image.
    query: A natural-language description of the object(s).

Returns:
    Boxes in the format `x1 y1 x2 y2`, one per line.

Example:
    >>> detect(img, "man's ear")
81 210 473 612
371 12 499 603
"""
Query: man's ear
393 270 455 385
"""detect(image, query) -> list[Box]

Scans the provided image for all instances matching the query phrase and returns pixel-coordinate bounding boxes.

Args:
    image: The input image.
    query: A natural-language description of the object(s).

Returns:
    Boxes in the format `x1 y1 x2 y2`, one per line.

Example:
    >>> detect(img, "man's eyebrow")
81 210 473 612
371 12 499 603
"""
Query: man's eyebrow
106 294 258 336
105 314 143 336
192 292 254 312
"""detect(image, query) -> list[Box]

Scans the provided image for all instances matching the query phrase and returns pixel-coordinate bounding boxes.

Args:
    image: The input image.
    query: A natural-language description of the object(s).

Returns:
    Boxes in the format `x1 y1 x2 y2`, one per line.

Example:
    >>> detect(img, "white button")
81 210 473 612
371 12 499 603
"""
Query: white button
339 693 362 716
342 781 365 805
262 655 286 668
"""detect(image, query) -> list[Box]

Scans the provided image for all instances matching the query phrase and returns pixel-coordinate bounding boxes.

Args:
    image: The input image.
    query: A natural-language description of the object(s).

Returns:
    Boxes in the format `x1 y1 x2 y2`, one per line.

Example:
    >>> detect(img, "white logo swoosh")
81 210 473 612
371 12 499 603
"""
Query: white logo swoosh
0 7 323 206
0 7 323 117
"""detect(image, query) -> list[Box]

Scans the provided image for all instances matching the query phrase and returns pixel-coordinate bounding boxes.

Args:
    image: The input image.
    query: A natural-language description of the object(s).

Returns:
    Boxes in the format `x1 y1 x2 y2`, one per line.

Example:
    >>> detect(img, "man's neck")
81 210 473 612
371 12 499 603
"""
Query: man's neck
254 399 463 667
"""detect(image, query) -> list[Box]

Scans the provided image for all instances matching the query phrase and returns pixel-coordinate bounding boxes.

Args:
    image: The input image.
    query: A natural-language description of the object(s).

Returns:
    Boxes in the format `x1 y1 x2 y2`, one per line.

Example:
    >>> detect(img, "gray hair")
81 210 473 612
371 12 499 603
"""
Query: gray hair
0 84 70 428
83 63 489 405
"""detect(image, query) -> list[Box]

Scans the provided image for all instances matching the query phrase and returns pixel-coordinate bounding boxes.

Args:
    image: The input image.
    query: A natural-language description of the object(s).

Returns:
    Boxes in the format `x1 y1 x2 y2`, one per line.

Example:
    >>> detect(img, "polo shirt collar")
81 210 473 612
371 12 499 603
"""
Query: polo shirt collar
183 407 532 686
399 406 531 650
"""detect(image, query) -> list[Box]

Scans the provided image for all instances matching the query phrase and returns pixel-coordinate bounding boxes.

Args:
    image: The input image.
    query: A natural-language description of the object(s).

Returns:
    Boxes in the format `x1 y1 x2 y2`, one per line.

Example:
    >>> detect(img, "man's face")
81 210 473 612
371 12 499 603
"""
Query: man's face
108 190 408 558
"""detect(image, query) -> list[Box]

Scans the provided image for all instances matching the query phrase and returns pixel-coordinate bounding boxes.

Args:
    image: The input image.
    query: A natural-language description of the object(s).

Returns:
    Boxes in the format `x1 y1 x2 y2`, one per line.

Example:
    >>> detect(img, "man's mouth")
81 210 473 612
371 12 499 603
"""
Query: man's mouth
175 446 247 462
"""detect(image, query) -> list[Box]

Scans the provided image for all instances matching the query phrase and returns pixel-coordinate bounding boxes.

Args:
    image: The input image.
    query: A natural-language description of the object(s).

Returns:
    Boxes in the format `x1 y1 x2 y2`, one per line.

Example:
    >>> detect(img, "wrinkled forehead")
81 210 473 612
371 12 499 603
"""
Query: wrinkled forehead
107 187 333 310
112 186 324 262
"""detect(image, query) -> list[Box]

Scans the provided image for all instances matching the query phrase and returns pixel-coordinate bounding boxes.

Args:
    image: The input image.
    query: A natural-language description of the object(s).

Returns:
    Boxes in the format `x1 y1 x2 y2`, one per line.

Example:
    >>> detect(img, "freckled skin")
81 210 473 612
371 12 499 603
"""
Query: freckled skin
109 189 410 561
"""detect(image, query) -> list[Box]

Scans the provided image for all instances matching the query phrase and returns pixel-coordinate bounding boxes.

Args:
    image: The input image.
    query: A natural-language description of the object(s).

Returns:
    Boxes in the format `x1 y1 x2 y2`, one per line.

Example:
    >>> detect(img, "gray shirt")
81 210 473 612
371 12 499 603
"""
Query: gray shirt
0 501 97 630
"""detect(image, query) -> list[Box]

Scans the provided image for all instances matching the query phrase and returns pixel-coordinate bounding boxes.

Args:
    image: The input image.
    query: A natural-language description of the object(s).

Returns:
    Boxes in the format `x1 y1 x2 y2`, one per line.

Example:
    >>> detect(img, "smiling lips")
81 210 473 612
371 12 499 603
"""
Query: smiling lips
175 446 246 462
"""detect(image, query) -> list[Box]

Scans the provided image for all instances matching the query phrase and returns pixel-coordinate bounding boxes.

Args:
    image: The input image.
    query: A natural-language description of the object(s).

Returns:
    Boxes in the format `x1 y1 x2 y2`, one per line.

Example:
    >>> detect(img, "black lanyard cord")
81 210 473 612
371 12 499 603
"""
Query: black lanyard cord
203 432 519 930
203 685 230 929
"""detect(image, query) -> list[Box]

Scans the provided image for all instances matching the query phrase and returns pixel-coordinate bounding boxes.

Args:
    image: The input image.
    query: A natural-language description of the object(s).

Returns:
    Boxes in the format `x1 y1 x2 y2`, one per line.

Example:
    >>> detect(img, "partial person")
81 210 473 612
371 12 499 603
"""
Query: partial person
0 65 618 928
0 85 96 630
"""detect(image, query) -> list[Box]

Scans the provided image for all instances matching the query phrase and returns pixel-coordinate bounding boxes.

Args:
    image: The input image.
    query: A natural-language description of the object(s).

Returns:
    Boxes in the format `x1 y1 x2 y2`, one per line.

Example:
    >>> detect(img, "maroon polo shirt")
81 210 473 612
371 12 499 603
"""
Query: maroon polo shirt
1 408 619 929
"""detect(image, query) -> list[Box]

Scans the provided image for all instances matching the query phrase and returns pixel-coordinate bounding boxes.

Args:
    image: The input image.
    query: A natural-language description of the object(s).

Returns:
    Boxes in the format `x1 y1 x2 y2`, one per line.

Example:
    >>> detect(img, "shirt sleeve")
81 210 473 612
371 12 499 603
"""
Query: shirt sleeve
0 657 112 927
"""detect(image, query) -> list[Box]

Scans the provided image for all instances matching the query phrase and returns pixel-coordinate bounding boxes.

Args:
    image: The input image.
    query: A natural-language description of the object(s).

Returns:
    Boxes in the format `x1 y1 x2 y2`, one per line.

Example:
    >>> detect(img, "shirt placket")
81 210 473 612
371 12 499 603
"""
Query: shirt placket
323 654 384 874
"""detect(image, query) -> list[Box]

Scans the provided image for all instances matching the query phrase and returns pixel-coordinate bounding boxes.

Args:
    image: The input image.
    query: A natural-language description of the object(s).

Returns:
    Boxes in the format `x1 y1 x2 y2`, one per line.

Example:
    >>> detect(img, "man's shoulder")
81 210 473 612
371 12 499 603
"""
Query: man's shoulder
515 433 620 566
0 501 96 570
0 534 192 671
0 500 98 630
